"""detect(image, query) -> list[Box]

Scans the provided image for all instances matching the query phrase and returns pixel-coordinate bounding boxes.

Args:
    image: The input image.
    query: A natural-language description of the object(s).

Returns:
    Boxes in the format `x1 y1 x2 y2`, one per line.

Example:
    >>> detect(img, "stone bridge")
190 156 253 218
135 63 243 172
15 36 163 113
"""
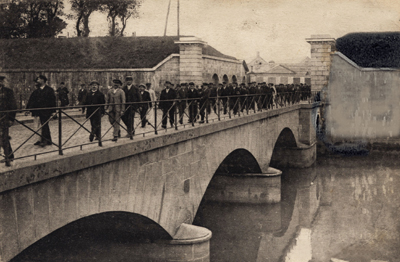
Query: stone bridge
0 103 318 262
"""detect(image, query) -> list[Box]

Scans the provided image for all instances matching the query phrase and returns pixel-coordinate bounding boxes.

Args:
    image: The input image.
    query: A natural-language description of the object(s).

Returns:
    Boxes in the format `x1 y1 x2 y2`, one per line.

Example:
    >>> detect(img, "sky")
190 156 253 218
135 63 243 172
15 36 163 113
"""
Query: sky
62 0 400 63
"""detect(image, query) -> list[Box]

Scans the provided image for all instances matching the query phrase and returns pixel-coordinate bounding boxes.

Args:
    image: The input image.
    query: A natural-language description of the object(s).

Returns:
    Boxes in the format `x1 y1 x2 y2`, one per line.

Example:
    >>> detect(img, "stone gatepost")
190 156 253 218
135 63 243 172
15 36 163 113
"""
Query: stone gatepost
306 35 336 91
175 37 206 86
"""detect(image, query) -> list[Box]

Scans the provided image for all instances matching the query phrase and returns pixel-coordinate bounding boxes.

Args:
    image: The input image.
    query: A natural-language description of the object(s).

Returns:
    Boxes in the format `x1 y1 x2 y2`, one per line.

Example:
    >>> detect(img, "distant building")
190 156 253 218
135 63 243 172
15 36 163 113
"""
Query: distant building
247 52 312 85
0 36 248 107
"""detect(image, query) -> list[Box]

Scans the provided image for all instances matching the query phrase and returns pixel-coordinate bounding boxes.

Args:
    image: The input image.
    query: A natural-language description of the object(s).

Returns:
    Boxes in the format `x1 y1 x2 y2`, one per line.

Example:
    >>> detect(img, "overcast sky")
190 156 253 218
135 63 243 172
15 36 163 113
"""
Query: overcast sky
63 0 400 63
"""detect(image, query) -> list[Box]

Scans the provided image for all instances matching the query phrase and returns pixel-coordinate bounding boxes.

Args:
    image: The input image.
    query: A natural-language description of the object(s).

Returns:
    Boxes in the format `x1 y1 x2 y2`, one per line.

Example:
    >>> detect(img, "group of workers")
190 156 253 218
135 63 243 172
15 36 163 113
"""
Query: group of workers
0 74 311 166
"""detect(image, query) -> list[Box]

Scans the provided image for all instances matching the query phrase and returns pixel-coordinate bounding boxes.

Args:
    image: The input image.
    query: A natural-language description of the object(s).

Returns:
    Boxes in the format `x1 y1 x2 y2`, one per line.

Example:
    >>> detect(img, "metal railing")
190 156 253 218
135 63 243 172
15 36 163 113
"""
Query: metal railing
0 91 319 167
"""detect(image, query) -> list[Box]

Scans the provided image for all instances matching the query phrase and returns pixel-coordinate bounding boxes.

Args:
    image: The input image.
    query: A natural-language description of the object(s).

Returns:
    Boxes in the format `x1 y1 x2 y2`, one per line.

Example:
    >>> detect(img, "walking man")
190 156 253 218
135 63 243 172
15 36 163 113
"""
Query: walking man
0 75 17 166
106 79 125 142
35 75 56 147
139 84 152 128
159 81 176 128
84 80 105 142
121 76 141 138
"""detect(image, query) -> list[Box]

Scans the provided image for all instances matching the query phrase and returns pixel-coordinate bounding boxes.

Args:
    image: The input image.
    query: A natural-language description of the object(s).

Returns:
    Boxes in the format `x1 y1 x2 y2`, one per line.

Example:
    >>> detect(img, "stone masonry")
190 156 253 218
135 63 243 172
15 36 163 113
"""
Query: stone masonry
0 104 317 262
306 35 336 91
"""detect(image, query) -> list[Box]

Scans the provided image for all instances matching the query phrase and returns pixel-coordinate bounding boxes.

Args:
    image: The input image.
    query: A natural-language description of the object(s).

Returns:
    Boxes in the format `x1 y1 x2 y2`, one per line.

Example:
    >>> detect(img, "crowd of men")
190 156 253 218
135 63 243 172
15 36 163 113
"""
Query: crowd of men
0 74 312 166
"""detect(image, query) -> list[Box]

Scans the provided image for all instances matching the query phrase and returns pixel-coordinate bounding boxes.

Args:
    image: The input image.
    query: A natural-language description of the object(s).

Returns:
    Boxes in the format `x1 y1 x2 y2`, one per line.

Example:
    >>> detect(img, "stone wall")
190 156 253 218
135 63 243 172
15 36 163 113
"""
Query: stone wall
0 56 180 108
0 104 316 261
326 52 400 140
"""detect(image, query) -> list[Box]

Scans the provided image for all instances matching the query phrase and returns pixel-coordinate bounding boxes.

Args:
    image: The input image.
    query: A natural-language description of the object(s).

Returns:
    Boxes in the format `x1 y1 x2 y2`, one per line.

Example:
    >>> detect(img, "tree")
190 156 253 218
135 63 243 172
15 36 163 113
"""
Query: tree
0 0 66 39
70 0 102 37
100 0 141 37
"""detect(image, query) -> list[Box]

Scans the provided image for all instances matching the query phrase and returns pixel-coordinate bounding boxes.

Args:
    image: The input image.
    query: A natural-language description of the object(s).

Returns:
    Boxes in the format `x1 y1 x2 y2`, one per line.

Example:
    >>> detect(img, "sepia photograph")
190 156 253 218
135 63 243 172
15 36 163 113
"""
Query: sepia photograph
0 0 399 261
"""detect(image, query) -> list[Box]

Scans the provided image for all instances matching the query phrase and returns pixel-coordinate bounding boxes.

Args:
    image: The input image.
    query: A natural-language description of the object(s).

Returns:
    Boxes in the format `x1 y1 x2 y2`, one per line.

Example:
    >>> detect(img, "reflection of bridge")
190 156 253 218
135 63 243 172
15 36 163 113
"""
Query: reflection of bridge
0 100 319 262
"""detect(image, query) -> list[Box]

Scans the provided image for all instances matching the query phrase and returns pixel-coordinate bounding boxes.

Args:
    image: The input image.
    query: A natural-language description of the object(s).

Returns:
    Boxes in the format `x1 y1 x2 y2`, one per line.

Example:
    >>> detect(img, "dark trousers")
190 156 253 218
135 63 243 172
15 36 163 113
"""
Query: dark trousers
221 98 228 114
39 113 52 144
177 102 186 123
162 107 175 127
230 98 239 115
188 102 197 122
140 107 149 127
121 108 135 135
199 101 210 121
1 127 13 160
89 115 101 139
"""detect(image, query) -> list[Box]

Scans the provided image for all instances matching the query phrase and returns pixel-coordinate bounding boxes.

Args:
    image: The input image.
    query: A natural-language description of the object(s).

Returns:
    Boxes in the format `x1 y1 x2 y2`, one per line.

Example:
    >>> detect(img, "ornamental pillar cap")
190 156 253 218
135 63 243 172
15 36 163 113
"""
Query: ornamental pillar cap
174 36 207 46
306 34 336 44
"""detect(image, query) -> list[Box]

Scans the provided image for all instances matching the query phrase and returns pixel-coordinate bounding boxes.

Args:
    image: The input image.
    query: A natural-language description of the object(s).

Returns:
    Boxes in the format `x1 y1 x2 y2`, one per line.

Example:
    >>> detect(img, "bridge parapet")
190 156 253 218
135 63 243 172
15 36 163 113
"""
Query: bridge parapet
0 102 318 262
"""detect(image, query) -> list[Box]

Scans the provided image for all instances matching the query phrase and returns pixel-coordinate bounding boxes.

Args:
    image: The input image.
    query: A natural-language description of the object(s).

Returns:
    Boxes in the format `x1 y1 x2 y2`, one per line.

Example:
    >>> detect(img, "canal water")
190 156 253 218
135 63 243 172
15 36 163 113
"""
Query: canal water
12 152 400 262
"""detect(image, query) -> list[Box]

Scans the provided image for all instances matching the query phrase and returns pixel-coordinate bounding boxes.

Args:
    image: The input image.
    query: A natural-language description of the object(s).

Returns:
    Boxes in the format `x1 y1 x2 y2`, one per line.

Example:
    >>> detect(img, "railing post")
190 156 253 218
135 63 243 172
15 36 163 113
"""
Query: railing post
174 101 178 130
154 101 158 135
58 108 63 156
217 96 220 121
206 98 209 124
228 97 231 119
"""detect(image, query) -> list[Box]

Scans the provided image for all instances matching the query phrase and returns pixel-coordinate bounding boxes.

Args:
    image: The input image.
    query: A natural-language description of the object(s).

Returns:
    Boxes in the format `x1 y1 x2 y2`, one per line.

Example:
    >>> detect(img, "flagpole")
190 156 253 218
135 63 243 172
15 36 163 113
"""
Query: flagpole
164 0 172 36
177 0 180 36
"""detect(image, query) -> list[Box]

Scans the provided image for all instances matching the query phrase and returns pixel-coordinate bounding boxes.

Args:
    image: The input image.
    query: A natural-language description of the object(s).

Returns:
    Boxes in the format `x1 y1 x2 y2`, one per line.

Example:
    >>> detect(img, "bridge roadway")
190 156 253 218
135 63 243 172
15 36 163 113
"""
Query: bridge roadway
0 101 318 262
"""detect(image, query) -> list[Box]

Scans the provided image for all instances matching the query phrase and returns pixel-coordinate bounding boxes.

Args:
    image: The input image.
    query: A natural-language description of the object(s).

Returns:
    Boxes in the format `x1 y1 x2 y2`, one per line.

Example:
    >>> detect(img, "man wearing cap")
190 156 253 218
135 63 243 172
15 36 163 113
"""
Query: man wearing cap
106 79 126 141
26 78 43 145
187 82 199 123
78 83 88 112
199 83 210 123
35 75 56 147
220 82 231 114
56 82 69 107
84 80 105 142
121 76 141 138
159 81 177 128
209 83 218 114
0 76 17 166
138 84 152 128
176 83 187 124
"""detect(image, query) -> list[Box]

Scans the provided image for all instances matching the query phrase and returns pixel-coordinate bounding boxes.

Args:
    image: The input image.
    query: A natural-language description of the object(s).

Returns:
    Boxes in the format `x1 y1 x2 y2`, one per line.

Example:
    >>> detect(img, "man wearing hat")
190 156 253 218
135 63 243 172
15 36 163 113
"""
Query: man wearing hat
106 79 126 141
176 83 187 124
159 81 177 128
56 82 69 107
84 80 105 143
199 83 210 123
138 84 152 128
78 83 88 112
187 82 199 123
0 76 17 166
35 75 56 147
121 76 141 138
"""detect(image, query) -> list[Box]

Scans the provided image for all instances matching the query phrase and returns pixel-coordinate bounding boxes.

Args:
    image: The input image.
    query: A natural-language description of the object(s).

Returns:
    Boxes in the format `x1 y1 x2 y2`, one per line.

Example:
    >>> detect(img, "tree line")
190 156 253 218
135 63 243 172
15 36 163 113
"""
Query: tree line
0 0 142 39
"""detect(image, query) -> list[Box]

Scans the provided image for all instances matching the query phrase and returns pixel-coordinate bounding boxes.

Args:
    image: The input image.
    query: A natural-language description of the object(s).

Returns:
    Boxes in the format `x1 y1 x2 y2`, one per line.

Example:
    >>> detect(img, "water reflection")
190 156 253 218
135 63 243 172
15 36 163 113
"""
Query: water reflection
195 153 400 262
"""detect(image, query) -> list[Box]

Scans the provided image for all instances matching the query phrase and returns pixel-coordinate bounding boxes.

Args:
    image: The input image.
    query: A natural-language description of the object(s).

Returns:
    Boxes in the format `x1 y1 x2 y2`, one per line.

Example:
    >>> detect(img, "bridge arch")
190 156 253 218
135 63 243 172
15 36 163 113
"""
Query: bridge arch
12 211 172 261
215 148 262 174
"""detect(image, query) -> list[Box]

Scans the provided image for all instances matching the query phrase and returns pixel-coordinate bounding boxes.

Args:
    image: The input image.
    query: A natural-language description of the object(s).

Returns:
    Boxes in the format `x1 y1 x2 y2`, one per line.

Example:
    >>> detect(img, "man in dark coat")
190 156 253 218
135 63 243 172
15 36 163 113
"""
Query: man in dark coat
26 79 42 145
176 83 187 124
57 82 69 107
78 83 88 112
159 81 177 128
186 82 199 123
0 76 17 166
230 83 241 115
209 83 218 114
121 76 141 138
35 75 56 147
138 84 152 128
199 83 210 123
84 80 105 142
220 82 231 114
